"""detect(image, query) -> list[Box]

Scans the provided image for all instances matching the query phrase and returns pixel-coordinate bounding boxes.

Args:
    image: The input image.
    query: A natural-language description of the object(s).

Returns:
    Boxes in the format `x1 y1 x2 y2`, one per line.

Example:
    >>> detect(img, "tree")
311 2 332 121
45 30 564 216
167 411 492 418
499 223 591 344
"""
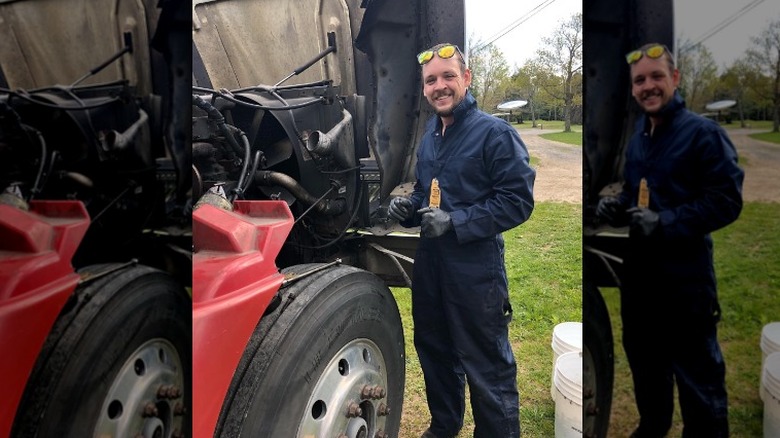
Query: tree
746 17 780 133
536 13 582 132
719 59 759 127
677 40 718 113
468 42 510 111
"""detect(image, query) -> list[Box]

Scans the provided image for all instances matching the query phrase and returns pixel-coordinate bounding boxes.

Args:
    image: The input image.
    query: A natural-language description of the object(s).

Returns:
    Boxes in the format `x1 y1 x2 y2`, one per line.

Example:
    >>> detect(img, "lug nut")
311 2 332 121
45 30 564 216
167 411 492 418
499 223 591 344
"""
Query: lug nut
142 402 159 417
167 385 181 399
361 385 373 399
377 403 390 416
174 402 186 416
157 385 169 399
370 386 386 399
375 430 387 438
172 428 184 438
346 401 362 418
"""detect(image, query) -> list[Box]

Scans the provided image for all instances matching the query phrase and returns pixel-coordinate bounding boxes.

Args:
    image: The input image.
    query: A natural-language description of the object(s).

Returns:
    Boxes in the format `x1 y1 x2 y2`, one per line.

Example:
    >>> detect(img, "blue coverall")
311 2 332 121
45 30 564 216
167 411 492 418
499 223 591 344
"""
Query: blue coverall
616 92 743 437
402 91 535 437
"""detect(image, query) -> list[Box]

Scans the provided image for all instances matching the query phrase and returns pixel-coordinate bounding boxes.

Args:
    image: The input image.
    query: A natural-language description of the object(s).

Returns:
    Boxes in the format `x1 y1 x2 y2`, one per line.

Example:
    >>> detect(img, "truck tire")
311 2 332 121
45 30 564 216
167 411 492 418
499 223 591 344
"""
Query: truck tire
12 264 191 438
217 264 405 438
583 282 614 438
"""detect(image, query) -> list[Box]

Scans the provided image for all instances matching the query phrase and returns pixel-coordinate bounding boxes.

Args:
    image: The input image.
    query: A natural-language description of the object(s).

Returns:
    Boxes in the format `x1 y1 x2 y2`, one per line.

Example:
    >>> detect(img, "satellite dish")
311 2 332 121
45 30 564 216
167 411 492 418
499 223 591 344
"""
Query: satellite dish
705 100 736 111
497 100 528 111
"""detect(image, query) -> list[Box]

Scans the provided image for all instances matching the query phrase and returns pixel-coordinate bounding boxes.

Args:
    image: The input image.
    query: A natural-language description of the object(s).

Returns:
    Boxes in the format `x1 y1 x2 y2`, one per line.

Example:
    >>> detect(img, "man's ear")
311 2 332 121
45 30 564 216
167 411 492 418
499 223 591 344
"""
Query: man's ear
463 68 472 87
672 68 680 88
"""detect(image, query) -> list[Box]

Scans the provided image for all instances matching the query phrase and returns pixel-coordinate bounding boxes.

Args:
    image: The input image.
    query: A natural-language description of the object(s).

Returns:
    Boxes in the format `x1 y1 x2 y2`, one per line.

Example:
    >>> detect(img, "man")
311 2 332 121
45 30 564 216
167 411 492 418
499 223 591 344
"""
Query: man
597 43 743 437
388 43 535 438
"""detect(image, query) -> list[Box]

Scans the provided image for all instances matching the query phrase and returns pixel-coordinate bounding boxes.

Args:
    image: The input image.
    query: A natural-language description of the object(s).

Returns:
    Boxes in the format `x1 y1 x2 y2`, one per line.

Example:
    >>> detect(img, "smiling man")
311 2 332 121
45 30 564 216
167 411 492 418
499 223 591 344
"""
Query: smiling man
388 43 535 438
596 43 744 437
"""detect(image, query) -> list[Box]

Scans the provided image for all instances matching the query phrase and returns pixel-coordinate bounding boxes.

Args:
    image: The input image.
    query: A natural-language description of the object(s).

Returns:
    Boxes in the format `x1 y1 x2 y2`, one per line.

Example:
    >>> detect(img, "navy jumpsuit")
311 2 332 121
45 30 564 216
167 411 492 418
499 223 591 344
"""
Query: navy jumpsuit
402 91 535 437
616 92 743 437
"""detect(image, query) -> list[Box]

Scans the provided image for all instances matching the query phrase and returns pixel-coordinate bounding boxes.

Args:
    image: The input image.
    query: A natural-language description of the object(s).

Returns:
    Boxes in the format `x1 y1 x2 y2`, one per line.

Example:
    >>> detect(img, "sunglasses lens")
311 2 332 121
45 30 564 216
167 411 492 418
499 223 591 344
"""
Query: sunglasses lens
626 50 642 64
438 45 456 59
418 50 434 65
646 45 665 59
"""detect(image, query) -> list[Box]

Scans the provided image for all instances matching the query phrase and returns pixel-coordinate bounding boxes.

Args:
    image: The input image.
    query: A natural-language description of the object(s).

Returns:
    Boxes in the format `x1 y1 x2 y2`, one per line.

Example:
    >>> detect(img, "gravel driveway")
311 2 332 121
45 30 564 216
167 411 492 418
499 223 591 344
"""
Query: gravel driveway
517 128 582 203
726 128 780 203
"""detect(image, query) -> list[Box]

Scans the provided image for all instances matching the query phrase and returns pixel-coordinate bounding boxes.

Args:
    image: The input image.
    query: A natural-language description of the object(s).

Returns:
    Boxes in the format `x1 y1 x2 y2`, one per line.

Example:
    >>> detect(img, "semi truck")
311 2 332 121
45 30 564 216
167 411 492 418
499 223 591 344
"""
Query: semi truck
0 0 191 436
582 0 675 436
190 0 464 436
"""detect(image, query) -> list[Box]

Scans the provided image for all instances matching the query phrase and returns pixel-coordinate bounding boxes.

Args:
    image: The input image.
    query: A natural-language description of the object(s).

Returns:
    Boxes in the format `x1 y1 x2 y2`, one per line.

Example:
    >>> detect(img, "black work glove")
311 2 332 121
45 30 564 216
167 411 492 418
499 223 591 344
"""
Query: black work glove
388 197 413 221
417 207 452 238
596 196 623 223
626 207 660 237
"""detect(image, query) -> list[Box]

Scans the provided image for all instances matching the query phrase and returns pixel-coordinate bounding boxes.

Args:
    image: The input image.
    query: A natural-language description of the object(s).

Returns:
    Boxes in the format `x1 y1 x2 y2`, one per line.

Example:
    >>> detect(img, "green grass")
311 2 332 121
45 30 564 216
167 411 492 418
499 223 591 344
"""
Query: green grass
539 131 583 146
393 202 582 437
512 120 583 146
514 120 583 133
722 120 774 131
749 131 780 145
721 119 780 145
602 202 780 437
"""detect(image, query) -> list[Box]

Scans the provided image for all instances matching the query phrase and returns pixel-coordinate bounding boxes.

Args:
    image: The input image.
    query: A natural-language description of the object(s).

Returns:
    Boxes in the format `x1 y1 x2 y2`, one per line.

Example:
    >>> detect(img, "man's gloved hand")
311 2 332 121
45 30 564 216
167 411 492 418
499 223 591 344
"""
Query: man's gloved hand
417 207 452 238
626 207 660 237
388 197 413 222
596 196 623 223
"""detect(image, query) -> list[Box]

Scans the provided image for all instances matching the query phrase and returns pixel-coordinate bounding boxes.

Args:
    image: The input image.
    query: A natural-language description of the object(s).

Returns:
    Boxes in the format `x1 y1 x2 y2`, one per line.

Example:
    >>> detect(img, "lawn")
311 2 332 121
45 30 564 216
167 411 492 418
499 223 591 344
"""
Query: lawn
721 119 780 145
393 202 582 437
602 202 780 437
513 120 583 146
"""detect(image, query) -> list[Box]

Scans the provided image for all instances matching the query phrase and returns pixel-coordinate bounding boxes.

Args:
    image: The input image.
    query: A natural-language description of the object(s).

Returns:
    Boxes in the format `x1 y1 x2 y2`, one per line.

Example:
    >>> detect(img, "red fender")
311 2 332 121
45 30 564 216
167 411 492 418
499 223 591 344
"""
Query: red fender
0 201 90 436
192 200 294 437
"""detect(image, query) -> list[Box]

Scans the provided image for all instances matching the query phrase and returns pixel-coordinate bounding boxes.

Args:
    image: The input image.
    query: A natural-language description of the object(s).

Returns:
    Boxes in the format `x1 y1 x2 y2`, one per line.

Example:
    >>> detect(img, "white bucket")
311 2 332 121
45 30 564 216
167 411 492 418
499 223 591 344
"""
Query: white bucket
554 351 583 437
760 322 780 401
551 322 582 399
763 351 780 437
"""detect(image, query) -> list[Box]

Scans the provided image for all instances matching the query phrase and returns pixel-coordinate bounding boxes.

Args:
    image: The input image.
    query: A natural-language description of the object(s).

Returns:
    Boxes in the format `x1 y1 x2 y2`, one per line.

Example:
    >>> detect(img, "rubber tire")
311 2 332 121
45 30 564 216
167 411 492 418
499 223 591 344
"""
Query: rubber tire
217 264 405 437
11 264 191 438
583 282 614 438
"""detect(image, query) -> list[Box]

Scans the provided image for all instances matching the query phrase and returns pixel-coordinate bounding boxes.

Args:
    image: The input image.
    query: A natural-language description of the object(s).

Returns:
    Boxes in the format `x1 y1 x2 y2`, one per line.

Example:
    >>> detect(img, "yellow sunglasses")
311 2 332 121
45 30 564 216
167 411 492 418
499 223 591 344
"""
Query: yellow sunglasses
417 44 465 65
625 44 668 64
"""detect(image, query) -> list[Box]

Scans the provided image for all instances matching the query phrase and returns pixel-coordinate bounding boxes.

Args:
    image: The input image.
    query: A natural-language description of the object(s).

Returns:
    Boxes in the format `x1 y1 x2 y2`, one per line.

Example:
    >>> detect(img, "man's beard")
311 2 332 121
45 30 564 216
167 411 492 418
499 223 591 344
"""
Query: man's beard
431 93 462 117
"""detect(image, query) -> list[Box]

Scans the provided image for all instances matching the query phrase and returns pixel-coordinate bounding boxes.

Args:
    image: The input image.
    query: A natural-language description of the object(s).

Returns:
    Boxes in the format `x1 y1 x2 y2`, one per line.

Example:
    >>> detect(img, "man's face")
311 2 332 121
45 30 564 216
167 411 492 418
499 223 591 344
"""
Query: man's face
630 54 680 115
421 55 471 117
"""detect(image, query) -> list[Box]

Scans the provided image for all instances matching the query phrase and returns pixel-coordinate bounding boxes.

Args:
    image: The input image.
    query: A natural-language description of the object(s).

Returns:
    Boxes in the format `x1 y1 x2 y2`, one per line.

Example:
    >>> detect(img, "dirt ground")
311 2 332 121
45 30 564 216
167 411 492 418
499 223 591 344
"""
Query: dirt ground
725 129 780 203
519 127 780 204
518 128 582 203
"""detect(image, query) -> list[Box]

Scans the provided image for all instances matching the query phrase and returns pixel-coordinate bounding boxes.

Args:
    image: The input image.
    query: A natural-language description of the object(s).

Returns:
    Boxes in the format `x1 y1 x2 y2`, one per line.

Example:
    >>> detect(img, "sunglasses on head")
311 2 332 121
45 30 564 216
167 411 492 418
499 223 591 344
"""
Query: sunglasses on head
417 44 465 65
625 44 668 64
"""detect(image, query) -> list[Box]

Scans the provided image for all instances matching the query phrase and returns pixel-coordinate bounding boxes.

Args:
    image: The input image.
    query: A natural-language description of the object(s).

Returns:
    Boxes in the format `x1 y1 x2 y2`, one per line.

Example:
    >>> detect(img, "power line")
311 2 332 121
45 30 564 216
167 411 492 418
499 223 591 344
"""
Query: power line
679 0 765 53
472 0 558 53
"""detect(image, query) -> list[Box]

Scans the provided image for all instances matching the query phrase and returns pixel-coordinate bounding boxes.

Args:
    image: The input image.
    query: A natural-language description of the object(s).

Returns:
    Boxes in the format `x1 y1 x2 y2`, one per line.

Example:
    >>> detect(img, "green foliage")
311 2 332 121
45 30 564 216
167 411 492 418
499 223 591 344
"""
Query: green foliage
393 202 582 437
603 202 780 437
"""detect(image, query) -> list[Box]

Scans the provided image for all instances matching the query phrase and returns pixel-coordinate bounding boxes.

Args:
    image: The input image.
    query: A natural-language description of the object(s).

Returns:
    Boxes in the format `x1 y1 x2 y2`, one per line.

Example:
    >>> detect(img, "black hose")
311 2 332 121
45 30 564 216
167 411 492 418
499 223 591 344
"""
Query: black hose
231 131 251 201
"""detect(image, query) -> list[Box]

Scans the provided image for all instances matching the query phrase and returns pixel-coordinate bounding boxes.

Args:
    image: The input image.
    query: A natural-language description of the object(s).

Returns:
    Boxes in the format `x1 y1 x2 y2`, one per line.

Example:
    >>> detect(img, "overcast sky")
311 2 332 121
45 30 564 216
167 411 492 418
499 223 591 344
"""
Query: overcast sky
465 0 582 70
675 0 780 70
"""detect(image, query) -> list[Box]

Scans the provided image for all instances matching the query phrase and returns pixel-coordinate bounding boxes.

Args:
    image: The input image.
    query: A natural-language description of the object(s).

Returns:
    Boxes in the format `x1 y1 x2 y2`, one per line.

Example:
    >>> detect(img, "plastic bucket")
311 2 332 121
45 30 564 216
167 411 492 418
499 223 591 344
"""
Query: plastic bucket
554 351 583 437
551 322 582 399
761 322 780 401
763 351 780 437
